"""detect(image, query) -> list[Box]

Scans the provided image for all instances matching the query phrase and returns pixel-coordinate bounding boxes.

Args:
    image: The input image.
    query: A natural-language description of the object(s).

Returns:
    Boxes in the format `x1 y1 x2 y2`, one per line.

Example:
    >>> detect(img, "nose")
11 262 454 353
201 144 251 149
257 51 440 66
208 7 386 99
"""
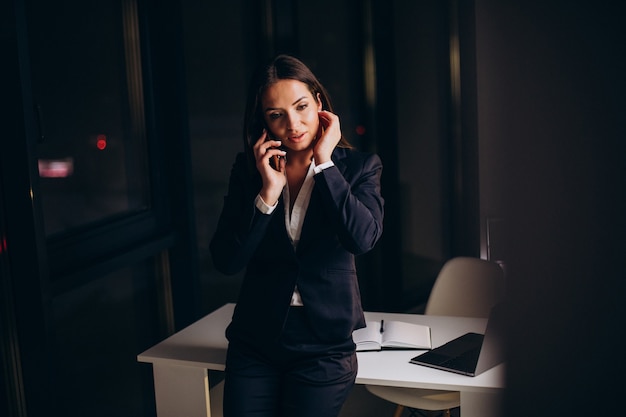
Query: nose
285 111 299 131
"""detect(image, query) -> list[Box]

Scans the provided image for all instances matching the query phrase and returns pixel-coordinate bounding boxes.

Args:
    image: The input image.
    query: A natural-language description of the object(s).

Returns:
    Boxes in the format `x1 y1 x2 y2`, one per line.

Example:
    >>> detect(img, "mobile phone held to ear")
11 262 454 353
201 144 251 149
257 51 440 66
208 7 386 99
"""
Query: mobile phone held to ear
270 153 282 170
265 130 284 170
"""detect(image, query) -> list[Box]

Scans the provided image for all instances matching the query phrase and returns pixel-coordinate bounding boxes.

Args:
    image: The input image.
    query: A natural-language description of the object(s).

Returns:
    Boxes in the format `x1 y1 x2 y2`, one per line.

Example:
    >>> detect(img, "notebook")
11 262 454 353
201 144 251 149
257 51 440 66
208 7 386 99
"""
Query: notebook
409 303 505 376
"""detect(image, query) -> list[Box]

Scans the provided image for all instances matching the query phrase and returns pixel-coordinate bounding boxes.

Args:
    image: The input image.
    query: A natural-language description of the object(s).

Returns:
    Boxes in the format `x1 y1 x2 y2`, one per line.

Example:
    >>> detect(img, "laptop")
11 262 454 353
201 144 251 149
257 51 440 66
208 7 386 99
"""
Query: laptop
409 303 506 376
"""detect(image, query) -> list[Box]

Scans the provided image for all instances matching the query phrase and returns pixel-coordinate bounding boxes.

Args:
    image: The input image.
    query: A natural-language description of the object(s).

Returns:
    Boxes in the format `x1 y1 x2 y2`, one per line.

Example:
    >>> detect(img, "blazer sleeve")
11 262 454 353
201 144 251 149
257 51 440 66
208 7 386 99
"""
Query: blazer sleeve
313 150 384 255
209 153 275 275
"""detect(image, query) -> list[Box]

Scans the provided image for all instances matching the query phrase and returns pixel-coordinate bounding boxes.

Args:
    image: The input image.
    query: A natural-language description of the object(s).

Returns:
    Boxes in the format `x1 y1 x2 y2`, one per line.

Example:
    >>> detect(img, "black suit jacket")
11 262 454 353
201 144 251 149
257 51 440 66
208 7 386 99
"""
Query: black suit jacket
210 147 384 345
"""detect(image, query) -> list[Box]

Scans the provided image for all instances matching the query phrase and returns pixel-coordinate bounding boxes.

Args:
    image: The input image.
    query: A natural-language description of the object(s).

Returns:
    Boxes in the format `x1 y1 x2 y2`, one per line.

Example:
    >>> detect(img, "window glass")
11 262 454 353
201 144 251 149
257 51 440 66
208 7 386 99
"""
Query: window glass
50 260 160 416
28 0 150 236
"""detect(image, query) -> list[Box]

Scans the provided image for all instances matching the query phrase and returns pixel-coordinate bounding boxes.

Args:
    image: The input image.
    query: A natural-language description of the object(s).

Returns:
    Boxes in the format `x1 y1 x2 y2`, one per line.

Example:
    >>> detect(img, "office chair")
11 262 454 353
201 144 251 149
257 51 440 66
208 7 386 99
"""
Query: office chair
365 256 505 417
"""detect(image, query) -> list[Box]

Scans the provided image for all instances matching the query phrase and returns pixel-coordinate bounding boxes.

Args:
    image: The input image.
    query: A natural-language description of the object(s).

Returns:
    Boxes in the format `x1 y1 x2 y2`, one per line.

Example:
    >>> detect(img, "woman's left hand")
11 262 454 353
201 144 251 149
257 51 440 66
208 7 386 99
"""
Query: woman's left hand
313 110 342 164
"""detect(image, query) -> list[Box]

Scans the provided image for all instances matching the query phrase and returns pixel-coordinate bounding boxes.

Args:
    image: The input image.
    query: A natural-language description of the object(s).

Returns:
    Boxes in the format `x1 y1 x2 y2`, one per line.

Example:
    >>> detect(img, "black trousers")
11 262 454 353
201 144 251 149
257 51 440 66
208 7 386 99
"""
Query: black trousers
223 307 357 417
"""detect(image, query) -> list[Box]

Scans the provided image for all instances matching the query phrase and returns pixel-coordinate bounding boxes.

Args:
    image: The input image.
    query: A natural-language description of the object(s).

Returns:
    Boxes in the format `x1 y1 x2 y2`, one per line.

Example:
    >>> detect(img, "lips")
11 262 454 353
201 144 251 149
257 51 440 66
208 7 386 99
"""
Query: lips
289 132 306 142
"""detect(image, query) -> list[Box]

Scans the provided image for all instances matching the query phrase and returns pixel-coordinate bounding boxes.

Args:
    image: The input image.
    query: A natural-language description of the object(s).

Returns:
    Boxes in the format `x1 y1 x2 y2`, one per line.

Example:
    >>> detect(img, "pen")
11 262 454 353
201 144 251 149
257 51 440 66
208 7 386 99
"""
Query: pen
379 320 384 333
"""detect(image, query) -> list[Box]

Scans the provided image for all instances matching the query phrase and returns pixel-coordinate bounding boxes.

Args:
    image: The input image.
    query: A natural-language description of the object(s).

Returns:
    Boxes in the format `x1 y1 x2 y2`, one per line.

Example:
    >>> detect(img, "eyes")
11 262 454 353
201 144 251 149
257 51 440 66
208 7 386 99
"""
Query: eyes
267 102 310 121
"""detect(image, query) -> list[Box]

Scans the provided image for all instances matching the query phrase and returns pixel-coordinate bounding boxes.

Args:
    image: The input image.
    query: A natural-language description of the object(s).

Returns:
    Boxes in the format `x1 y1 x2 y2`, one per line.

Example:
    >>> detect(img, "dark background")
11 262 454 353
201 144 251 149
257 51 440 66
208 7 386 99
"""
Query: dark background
2 0 624 416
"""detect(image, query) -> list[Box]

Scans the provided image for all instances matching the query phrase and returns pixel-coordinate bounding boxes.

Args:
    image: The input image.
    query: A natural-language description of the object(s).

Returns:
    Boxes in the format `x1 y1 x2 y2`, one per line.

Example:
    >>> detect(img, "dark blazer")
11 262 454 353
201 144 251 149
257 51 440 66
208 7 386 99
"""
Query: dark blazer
210 147 384 346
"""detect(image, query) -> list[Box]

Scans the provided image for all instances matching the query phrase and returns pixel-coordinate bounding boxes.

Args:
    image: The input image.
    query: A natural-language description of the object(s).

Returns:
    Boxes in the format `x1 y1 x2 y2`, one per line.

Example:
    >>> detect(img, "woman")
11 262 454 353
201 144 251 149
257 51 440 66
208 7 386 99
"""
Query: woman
209 54 384 417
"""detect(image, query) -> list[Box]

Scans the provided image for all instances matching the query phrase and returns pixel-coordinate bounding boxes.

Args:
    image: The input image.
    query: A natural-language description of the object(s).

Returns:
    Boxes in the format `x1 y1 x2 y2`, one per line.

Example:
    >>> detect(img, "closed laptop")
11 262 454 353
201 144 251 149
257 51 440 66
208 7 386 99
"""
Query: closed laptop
409 303 505 376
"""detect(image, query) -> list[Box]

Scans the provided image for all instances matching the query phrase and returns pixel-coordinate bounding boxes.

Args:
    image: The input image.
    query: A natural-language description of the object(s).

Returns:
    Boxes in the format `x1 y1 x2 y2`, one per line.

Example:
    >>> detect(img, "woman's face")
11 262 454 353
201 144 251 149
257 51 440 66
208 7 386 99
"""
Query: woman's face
261 79 322 152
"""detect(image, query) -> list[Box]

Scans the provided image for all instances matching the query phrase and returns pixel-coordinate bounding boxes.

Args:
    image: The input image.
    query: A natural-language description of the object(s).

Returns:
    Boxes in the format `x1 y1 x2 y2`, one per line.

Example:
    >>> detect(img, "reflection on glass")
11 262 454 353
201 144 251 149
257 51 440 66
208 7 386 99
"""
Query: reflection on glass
28 0 150 236
38 158 74 178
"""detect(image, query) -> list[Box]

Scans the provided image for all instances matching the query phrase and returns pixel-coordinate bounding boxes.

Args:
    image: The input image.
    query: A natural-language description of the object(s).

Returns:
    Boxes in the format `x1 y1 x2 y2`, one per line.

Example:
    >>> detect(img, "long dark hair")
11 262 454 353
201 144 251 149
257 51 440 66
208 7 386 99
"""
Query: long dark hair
242 54 352 168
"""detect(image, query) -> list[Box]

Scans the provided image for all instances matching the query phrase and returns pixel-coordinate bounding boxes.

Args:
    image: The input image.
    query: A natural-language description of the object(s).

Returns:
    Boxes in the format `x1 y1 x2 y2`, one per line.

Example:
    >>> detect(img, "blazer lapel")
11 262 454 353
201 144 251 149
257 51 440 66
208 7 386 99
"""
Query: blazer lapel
295 187 319 254
293 148 347 254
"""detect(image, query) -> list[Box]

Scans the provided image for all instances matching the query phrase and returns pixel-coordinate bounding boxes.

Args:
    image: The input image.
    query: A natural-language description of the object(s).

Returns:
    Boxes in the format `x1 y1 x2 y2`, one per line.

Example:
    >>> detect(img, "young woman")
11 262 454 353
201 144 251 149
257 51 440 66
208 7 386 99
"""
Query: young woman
209 54 384 417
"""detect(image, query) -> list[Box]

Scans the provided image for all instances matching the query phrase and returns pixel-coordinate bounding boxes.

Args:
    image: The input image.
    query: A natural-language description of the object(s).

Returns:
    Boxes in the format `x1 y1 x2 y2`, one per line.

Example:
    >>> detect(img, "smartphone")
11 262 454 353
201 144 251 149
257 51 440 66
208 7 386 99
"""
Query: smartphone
264 128 284 170
270 151 282 171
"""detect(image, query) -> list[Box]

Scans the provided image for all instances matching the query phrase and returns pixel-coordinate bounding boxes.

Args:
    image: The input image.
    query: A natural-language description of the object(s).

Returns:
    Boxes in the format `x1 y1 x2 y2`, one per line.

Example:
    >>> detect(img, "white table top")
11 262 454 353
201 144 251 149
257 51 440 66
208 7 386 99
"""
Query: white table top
138 303 232 370
358 310 505 393
138 303 505 393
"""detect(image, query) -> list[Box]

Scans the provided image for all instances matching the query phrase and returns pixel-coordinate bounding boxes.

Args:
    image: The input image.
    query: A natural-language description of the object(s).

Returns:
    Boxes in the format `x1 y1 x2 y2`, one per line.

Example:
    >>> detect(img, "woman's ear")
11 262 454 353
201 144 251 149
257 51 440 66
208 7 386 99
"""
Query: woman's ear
316 93 323 111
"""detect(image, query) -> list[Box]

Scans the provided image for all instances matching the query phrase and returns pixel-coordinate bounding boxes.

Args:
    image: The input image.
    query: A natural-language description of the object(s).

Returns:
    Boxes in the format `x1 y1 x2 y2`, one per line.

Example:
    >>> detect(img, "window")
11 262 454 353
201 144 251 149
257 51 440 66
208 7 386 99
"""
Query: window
29 0 150 237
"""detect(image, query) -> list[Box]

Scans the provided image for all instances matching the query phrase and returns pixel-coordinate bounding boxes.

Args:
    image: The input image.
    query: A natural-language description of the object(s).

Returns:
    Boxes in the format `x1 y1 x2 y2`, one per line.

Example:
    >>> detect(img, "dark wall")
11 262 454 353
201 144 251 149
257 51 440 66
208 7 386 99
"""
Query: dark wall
474 1 625 415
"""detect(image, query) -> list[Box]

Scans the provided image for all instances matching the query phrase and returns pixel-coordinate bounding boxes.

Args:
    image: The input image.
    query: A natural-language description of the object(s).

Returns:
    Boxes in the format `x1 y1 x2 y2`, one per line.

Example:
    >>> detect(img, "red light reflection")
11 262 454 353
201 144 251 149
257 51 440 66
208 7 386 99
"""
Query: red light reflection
96 134 107 150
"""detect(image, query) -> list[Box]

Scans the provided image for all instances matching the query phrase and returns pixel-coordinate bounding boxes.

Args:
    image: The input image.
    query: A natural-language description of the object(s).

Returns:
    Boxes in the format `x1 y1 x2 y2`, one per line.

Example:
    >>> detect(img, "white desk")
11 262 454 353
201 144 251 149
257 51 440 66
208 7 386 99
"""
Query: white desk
138 303 505 417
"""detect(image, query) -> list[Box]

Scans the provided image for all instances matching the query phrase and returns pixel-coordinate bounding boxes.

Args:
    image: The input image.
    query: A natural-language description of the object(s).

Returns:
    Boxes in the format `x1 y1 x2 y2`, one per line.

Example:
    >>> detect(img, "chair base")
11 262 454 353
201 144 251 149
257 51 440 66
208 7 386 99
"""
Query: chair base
396 405 456 417
365 385 460 411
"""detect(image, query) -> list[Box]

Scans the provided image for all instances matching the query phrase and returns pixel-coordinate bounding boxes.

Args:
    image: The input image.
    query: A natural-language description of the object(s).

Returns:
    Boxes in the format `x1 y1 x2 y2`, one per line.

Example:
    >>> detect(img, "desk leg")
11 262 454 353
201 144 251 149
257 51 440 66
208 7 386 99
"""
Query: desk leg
152 364 211 417
459 391 502 417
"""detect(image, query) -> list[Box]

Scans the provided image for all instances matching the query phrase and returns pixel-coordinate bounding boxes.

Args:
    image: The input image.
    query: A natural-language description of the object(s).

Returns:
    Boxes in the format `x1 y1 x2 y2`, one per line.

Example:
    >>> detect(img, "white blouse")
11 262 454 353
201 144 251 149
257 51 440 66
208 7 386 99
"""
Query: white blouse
254 159 335 306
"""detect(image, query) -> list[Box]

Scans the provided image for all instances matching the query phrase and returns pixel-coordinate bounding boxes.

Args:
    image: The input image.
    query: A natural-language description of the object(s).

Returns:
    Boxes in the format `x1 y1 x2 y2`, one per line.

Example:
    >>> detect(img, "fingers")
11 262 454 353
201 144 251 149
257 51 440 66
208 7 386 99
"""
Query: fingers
317 111 341 144
314 111 341 163
253 130 286 173
318 110 340 129
253 131 284 161
261 143 286 164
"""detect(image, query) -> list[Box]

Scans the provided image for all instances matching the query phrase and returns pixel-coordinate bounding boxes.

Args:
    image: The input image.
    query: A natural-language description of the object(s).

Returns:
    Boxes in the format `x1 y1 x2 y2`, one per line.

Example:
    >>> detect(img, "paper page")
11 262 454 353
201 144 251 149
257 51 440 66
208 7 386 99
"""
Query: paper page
381 321 431 349
353 321 382 351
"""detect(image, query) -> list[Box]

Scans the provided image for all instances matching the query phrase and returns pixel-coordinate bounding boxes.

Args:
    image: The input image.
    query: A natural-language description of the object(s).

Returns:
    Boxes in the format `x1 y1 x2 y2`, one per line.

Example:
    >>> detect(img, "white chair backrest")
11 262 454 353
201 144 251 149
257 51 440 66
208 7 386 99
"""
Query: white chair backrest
424 257 505 318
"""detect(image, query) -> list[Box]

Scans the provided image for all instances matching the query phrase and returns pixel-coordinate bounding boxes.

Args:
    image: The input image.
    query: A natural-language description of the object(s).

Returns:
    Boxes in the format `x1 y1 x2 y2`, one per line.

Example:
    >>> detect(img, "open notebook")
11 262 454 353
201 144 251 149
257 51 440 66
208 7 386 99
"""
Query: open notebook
409 303 506 376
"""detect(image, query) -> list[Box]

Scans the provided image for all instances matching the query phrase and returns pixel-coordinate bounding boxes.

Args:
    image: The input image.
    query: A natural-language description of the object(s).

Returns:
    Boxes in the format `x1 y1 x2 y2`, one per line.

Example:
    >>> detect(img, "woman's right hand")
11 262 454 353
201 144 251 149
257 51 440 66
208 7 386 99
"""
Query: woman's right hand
253 130 287 206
